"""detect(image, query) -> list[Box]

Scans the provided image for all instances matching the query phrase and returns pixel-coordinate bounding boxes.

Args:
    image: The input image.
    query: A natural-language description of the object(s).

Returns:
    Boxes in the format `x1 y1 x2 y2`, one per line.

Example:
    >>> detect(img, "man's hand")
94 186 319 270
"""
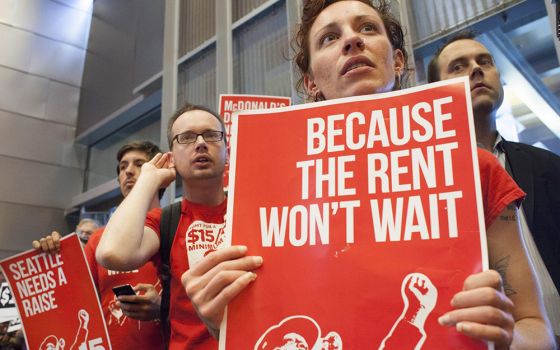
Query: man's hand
32 231 61 255
182 246 263 339
141 152 176 189
438 270 515 349
117 283 161 321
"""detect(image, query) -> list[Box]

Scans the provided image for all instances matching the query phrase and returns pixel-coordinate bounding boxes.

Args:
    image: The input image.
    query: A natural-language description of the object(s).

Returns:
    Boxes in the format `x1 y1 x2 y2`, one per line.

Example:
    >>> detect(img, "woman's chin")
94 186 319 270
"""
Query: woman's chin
339 81 394 99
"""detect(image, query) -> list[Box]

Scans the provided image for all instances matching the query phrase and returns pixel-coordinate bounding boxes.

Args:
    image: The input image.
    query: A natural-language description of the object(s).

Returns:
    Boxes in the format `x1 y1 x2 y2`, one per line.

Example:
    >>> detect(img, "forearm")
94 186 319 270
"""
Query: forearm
510 317 555 350
488 206 555 349
97 174 159 270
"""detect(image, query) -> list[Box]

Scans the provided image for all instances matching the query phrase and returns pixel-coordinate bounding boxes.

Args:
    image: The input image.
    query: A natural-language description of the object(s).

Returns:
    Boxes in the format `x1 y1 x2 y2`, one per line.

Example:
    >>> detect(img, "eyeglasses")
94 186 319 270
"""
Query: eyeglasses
173 130 224 144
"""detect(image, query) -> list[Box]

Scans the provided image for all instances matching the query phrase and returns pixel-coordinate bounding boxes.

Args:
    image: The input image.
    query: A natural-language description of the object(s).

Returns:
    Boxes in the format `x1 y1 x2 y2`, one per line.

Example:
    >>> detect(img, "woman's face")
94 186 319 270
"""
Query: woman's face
304 1 403 100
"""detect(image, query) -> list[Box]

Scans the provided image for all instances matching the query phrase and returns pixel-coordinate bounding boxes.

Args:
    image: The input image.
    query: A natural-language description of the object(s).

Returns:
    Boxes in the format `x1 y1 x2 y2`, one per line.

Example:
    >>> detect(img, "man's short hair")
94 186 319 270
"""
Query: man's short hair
116 140 161 175
116 140 164 199
427 29 479 83
77 218 100 229
167 103 227 149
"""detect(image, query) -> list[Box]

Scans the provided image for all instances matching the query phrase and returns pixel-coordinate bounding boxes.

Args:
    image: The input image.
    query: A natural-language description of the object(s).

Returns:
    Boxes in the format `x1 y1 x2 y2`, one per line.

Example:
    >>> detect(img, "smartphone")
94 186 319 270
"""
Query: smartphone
112 284 136 298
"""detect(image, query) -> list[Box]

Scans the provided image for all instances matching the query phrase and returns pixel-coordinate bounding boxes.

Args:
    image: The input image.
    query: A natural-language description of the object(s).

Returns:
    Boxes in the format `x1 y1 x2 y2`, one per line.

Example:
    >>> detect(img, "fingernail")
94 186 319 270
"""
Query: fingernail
438 314 451 326
253 256 263 265
449 296 456 306
247 272 257 281
457 322 470 332
237 245 248 253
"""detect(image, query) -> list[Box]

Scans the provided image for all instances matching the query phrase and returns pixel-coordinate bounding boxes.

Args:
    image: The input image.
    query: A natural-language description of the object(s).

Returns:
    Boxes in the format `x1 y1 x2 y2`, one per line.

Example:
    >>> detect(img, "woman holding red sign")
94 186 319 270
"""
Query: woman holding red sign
182 1 554 349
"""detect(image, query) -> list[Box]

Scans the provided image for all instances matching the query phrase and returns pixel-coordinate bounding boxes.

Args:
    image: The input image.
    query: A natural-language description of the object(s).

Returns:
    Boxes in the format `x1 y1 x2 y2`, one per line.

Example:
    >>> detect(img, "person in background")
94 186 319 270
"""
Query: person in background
74 218 100 246
427 29 560 345
96 105 229 350
33 140 166 350
179 1 555 349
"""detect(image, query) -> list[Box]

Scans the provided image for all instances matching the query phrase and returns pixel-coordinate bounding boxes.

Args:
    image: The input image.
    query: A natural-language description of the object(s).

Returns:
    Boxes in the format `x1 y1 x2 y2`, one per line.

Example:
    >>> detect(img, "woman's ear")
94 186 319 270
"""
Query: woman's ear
303 73 318 96
393 49 405 73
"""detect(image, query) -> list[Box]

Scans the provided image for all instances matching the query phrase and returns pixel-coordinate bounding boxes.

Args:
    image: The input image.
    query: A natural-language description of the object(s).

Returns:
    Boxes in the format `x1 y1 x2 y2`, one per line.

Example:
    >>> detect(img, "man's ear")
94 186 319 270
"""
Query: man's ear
168 152 175 168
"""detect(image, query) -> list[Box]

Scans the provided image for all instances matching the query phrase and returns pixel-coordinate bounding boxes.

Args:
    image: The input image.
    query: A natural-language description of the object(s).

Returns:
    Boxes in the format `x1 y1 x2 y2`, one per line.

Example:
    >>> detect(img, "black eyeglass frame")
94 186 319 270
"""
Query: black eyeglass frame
172 130 224 145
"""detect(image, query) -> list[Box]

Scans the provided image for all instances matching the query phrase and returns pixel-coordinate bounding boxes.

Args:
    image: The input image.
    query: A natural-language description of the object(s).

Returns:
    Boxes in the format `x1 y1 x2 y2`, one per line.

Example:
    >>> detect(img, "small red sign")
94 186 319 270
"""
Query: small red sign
0 234 111 350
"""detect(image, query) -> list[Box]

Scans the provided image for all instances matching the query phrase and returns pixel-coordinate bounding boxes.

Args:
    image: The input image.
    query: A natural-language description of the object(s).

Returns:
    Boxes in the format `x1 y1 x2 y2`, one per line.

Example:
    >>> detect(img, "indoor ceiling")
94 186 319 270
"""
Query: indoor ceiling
413 0 560 155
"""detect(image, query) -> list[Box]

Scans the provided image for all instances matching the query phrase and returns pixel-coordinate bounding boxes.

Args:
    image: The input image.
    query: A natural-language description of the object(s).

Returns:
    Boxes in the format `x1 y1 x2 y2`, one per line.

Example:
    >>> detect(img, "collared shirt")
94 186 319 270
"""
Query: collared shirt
493 134 560 336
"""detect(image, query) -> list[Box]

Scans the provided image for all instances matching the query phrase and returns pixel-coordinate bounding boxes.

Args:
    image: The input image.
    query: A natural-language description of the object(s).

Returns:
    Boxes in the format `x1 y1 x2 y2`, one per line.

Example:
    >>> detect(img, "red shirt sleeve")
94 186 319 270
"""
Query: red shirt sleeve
477 148 525 227
145 207 163 236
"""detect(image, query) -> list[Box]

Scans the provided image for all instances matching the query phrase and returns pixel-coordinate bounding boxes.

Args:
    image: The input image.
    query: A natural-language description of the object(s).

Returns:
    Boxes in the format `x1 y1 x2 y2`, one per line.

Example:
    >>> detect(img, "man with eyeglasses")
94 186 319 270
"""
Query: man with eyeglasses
97 103 230 350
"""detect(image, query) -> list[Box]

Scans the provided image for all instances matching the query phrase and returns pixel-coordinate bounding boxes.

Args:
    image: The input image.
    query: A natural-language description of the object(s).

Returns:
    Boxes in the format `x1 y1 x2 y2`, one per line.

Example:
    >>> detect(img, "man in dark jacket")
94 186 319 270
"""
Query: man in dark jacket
428 30 560 342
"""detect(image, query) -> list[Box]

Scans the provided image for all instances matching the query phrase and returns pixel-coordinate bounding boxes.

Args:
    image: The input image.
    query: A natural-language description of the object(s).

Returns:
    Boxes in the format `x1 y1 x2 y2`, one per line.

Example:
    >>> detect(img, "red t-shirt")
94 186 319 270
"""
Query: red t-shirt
85 229 165 350
145 198 227 350
476 148 525 226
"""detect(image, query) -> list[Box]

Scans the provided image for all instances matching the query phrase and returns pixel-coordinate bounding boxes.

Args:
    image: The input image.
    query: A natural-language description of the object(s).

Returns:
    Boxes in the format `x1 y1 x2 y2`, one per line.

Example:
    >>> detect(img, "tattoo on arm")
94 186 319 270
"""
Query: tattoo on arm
499 204 518 222
492 256 517 296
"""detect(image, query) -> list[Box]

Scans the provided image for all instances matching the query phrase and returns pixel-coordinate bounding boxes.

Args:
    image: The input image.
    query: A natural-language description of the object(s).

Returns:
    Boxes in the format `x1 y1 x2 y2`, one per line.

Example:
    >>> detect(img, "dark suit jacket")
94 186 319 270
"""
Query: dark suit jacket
502 140 560 291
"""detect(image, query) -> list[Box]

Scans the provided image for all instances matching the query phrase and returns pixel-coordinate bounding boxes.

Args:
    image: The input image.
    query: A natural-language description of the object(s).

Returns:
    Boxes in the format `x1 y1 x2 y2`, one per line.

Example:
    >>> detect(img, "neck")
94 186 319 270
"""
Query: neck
474 108 498 152
183 178 225 206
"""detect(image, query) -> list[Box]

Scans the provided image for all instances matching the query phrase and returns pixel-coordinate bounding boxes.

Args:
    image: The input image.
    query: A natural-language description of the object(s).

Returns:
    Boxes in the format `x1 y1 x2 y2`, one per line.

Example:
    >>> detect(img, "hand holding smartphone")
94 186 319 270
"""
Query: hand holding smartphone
112 284 137 303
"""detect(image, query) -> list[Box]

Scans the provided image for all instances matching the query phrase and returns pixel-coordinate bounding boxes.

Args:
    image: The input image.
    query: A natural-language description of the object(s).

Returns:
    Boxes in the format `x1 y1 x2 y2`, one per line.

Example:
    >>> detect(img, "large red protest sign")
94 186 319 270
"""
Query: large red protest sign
219 94 291 189
222 77 489 349
0 234 111 350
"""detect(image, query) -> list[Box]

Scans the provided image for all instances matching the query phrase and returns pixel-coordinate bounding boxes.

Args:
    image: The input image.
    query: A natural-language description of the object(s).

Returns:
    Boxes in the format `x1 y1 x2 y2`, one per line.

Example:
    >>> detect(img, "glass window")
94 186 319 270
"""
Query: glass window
178 46 217 110
233 0 269 22
85 108 161 190
179 0 215 57
233 1 291 97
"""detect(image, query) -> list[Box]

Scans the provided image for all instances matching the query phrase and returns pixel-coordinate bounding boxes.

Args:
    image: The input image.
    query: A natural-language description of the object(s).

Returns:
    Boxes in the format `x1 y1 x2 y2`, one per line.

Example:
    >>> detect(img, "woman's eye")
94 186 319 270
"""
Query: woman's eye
320 33 338 45
361 23 376 32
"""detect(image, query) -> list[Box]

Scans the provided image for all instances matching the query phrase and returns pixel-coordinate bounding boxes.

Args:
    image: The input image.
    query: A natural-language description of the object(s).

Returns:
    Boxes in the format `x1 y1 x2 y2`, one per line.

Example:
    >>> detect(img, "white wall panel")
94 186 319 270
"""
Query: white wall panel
30 35 86 86
0 110 85 168
0 0 91 48
0 155 83 209
0 66 49 119
0 24 85 86
0 0 18 24
0 202 69 257
0 24 32 72
0 66 80 125
54 0 94 12
0 0 90 259
45 80 80 125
